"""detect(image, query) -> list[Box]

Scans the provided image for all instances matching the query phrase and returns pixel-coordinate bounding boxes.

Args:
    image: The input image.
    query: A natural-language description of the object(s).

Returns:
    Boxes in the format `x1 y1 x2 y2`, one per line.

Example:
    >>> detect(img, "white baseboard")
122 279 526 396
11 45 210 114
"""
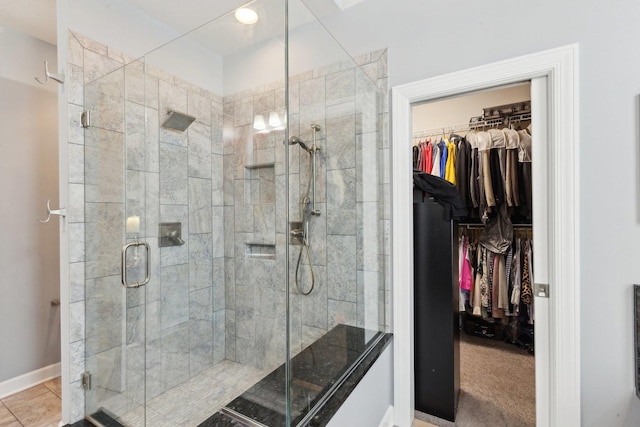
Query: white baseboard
0 363 61 399
379 405 395 427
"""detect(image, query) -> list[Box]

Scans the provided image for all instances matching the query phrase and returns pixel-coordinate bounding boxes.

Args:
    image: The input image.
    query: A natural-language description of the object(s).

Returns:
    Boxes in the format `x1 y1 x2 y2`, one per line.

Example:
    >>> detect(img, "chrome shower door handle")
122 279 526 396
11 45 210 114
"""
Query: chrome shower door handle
121 240 151 288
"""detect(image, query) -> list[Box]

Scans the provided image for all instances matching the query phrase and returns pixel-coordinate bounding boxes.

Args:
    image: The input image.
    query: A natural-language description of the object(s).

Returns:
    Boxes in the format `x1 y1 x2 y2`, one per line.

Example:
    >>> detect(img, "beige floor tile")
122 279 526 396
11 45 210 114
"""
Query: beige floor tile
1 384 49 407
0 402 21 427
3 389 61 427
43 377 62 399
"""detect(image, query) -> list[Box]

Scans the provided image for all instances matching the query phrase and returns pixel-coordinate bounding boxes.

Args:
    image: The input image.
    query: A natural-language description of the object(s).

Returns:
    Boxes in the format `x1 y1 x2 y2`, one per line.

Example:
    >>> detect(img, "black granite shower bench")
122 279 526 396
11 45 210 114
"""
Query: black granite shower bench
67 324 392 427
201 324 392 427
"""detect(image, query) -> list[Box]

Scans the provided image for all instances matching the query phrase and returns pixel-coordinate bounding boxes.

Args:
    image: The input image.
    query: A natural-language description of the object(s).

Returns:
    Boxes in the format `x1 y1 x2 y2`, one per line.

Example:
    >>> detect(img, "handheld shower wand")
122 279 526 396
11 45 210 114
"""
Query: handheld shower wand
288 128 321 216
288 136 312 153
289 124 322 295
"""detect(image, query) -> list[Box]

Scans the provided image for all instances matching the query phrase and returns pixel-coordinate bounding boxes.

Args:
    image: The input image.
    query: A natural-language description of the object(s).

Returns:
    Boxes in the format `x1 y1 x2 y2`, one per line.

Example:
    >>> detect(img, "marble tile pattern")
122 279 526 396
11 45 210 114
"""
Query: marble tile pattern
222 49 389 371
63 357 267 427
117 360 266 427
65 31 226 422
65 28 389 423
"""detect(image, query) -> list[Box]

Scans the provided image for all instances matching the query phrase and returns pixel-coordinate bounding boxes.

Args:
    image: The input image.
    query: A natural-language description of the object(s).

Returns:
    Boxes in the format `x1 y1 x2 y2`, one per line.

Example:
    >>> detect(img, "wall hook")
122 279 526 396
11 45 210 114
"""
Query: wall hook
35 61 65 85
38 199 67 223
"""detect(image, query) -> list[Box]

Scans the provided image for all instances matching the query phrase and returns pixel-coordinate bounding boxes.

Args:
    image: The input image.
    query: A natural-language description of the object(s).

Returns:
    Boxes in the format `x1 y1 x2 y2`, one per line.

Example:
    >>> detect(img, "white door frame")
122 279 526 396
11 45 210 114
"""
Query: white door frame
390 45 580 427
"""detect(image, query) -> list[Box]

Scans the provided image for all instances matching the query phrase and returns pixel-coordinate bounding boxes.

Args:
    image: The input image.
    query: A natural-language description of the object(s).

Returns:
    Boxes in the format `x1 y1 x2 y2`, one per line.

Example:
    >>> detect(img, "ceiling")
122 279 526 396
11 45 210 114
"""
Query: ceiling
143 0 319 58
125 0 249 35
0 0 363 51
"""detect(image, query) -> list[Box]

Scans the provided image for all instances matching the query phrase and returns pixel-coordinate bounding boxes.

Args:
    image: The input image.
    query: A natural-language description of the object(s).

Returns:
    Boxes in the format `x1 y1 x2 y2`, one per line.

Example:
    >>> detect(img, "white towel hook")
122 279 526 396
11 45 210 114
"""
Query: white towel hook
35 61 65 85
38 199 67 223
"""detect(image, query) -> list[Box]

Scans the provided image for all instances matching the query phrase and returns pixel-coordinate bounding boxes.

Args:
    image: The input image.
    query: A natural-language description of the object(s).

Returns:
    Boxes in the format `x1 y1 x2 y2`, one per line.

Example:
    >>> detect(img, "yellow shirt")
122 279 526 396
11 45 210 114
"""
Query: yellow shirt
445 141 457 184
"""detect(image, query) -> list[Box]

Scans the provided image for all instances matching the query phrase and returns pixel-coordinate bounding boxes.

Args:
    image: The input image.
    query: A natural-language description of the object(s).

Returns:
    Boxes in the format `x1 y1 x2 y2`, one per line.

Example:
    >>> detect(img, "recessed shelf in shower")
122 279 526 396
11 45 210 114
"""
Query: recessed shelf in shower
245 242 276 260
244 162 275 170
244 162 275 205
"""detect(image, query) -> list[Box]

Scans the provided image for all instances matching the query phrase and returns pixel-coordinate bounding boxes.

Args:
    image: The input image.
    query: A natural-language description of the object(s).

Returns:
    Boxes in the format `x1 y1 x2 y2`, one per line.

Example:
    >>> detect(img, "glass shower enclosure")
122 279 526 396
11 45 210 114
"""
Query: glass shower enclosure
75 0 388 425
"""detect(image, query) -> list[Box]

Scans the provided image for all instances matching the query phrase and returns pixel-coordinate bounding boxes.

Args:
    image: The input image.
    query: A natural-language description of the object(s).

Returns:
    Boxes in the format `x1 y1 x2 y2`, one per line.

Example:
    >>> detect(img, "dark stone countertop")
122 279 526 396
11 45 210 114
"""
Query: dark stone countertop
200 324 392 427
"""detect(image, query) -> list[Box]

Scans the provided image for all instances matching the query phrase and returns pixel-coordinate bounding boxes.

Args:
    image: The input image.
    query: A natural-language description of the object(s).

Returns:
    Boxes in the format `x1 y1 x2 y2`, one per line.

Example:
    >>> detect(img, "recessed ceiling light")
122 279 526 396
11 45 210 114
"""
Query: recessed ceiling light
235 8 259 25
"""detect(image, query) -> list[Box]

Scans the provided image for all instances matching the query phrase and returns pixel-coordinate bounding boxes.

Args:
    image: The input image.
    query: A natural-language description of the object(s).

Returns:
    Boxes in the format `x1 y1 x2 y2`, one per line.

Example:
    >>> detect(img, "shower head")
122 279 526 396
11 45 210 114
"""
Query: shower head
162 110 196 132
288 136 312 153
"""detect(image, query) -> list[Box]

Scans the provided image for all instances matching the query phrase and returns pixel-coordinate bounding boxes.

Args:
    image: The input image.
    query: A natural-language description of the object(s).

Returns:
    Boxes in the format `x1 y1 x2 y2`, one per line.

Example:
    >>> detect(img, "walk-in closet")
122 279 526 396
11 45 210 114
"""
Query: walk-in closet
412 83 536 427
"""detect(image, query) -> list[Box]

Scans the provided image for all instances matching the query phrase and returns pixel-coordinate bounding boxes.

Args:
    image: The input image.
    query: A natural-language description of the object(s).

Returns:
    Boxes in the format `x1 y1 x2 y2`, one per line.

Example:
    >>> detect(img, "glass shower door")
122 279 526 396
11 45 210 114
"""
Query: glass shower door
83 58 151 426
284 1 389 424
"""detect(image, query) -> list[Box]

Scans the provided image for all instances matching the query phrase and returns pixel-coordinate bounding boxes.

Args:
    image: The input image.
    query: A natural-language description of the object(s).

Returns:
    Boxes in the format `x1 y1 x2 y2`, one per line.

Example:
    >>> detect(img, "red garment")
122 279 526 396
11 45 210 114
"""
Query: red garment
421 140 433 173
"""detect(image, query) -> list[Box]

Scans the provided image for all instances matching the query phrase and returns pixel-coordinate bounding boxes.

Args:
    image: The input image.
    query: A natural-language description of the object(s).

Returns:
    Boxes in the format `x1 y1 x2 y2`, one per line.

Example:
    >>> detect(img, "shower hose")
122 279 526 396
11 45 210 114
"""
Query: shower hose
295 156 316 295
294 216 315 295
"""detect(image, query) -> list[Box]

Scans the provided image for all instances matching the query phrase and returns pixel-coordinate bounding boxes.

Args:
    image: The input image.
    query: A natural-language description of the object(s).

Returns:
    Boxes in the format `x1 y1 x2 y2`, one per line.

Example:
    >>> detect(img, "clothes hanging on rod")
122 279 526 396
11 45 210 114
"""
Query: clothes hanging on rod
458 229 534 325
414 101 534 322
412 124 533 222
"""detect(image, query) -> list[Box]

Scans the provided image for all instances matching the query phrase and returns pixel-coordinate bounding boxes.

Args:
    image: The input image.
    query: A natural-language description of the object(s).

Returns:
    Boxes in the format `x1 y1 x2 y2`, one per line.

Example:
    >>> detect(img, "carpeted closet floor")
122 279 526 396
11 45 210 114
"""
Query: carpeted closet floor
414 332 535 427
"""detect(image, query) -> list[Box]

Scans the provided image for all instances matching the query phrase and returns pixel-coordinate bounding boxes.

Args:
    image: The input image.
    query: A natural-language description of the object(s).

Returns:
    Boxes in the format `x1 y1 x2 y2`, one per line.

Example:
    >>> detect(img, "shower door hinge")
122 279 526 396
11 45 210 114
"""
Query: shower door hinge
81 110 91 128
81 372 92 390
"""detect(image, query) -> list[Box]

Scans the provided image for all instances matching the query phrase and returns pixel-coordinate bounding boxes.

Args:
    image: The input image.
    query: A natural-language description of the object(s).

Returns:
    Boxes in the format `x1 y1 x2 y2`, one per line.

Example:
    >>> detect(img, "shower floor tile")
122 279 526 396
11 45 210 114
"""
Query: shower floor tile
117 360 267 427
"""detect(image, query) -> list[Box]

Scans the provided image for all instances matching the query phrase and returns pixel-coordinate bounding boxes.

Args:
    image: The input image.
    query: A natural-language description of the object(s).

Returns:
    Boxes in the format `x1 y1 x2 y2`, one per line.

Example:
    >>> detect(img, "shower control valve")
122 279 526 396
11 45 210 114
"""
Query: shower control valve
289 221 305 246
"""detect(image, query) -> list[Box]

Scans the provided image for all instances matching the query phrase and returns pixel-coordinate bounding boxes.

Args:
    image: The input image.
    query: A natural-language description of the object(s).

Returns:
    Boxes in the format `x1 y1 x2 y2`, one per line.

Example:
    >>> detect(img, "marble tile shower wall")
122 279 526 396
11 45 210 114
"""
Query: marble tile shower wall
222 49 389 371
64 28 389 422
66 32 225 421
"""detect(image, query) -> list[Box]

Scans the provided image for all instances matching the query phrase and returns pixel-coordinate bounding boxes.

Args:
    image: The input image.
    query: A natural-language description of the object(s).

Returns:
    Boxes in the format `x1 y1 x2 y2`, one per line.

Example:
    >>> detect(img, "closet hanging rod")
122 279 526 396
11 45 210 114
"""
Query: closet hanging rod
413 112 532 140
459 223 532 229
413 124 470 140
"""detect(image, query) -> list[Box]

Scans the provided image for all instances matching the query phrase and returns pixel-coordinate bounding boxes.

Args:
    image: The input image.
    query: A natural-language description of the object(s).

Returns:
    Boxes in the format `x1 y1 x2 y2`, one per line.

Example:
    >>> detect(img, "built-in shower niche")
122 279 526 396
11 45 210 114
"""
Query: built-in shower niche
244 162 275 205
245 243 276 260
244 162 276 259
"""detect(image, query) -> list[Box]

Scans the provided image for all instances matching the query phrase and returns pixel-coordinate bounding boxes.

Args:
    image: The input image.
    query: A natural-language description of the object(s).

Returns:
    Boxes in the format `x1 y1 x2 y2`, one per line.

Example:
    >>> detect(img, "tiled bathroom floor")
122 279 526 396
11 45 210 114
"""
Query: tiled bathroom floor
117 360 267 427
0 377 62 427
1 360 265 427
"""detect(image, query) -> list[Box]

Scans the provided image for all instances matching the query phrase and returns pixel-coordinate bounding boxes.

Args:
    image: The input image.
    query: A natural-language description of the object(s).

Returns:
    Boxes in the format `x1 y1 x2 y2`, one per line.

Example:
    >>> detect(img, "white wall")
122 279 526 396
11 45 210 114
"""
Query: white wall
0 25 58 90
67 0 227 94
223 18 352 95
316 1 640 425
326 343 393 427
0 26 60 383
412 83 531 133
67 0 179 59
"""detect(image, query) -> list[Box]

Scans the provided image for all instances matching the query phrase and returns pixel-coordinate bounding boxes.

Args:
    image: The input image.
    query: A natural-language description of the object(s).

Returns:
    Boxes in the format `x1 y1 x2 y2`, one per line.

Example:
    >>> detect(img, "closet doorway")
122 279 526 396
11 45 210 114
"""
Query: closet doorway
412 83 535 426
390 45 580 427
